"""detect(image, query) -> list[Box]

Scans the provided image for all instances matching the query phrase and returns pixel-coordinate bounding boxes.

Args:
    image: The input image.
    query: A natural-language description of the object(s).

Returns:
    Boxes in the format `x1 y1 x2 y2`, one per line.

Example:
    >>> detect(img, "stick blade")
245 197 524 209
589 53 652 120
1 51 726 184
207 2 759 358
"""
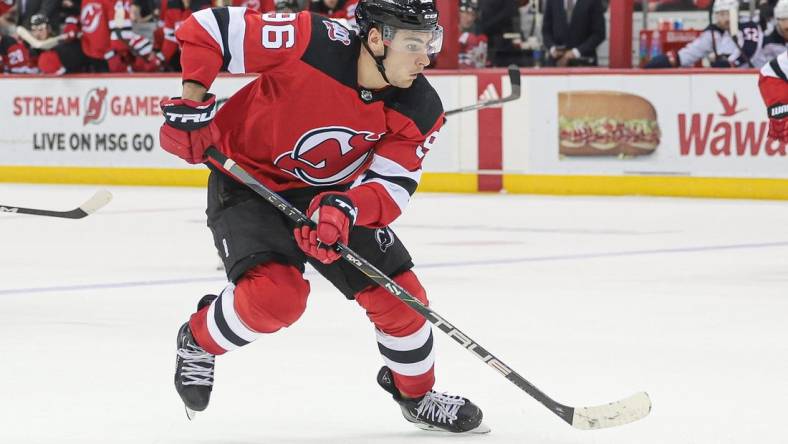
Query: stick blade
571 391 651 430
506 64 521 87
79 189 113 215
506 65 521 100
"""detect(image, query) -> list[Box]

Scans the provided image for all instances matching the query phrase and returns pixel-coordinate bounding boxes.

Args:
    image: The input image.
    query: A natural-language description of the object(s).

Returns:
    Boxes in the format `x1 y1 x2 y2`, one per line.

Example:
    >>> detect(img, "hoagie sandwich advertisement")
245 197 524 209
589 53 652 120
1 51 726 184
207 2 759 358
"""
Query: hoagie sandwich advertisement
558 91 661 157
512 74 788 179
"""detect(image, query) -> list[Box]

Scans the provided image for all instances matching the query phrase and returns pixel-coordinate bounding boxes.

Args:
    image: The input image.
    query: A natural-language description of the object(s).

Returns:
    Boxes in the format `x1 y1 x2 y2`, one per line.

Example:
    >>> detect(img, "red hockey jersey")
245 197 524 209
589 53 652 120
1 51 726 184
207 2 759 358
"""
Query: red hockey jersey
80 0 112 59
0 35 38 74
175 8 444 227
759 52 788 142
458 31 487 68
0 0 14 16
759 52 788 110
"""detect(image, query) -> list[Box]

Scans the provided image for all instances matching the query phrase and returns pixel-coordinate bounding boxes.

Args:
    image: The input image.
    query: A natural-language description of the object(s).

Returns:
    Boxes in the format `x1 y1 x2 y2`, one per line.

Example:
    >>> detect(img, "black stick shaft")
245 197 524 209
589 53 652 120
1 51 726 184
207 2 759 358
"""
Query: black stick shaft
205 147 575 425
0 190 111 219
0 206 89 219
444 65 522 116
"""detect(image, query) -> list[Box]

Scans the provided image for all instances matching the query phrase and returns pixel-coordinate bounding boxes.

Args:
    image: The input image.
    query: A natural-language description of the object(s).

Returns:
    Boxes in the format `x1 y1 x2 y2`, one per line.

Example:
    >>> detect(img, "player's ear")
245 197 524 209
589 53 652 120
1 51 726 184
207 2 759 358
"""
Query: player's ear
366 27 385 56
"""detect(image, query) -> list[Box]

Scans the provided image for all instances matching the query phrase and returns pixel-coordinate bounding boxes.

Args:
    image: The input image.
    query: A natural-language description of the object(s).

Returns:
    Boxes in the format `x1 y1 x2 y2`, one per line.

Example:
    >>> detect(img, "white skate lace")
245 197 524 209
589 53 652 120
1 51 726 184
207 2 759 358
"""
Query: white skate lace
177 343 215 386
415 391 466 425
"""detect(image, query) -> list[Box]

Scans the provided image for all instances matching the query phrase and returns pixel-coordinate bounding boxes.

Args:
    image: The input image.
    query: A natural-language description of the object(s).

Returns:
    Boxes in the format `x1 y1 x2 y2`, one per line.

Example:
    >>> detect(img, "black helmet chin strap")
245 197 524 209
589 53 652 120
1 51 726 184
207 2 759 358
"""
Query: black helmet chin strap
361 38 391 85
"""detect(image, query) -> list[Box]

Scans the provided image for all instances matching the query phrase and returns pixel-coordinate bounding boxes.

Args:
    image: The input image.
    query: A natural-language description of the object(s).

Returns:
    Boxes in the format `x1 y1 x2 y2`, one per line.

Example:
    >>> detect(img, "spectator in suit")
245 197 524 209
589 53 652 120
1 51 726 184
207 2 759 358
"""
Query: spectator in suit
542 0 606 66
479 0 521 66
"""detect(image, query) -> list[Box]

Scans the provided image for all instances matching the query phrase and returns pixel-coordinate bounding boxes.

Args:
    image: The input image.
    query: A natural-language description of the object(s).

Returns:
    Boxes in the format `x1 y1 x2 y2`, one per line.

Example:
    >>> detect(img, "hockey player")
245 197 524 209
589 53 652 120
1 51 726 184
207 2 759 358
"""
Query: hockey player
752 0 788 67
14 14 86 74
160 0 487 434
160 0 214 69
80 0 162 72
1 14 82 74
457 0 487 68
646 0 759 68
759 51 788 142
0 32 38 73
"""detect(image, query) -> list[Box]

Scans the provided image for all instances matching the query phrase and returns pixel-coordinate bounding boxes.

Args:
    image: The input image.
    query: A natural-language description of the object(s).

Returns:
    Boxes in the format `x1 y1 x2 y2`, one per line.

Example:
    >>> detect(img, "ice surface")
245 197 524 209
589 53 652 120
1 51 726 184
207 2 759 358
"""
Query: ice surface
1 183 787 444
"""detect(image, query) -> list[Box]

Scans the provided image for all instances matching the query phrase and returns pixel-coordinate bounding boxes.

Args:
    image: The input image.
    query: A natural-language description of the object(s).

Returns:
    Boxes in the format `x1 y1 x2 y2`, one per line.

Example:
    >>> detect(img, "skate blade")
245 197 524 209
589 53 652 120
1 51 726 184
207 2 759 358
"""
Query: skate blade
185 406 198 421
414 421 491 434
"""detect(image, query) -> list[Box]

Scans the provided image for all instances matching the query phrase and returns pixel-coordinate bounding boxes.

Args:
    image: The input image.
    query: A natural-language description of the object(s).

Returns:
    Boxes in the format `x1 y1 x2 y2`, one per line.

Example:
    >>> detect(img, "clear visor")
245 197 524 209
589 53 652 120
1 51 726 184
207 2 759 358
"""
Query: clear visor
382 24 444 55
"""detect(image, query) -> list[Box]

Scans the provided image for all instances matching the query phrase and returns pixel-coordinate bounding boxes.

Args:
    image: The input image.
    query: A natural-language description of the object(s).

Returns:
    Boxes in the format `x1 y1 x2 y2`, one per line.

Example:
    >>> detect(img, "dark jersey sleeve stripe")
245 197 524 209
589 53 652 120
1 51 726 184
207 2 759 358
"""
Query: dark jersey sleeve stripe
363 170 419 196
211 7 232 72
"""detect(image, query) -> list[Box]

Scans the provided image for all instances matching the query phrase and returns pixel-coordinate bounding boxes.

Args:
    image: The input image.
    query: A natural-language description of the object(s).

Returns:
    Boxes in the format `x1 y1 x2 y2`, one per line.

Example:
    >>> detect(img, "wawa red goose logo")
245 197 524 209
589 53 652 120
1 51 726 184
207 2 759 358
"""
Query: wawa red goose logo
716 92 746 117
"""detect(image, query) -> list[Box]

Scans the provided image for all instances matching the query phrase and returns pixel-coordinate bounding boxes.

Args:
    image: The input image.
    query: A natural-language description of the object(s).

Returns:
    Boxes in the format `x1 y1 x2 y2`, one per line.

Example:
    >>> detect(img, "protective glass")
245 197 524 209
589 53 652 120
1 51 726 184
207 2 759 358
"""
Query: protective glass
382 25 444 55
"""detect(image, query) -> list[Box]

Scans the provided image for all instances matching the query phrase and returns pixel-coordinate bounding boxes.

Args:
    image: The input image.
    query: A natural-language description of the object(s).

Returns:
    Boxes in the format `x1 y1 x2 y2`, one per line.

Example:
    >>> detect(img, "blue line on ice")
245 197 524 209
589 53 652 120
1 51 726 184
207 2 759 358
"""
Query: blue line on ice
2 240 788 296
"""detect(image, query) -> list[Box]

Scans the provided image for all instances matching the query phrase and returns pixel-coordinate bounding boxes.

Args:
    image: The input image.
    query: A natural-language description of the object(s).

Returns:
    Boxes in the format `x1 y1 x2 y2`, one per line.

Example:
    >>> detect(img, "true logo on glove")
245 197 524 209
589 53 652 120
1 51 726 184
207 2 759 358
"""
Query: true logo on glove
769 104 788 119
333 199 357 222
164 109 217 124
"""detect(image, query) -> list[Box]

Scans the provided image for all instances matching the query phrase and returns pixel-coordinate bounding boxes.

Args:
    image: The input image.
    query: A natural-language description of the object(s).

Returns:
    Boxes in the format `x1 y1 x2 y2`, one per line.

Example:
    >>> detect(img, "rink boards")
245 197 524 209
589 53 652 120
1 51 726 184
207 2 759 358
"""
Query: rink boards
1 68 786 199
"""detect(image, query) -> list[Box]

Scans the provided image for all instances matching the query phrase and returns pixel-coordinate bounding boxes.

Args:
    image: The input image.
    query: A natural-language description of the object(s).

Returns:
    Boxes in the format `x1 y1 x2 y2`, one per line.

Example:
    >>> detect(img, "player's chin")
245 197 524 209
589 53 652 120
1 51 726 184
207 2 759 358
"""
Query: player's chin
392 77 416 88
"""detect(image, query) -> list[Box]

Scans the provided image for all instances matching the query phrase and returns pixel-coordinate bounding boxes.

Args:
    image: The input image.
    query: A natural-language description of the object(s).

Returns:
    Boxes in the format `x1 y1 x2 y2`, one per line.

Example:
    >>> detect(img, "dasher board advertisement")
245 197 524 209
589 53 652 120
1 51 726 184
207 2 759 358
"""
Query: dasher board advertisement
523 73 788 179
1 76 256 168
0 74 470 174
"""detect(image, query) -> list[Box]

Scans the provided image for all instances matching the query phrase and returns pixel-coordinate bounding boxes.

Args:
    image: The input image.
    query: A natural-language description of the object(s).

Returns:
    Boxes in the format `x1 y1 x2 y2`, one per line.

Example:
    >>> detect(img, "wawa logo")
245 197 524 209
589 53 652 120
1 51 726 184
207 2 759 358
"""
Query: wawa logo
678 91 786 157
83 87 108 126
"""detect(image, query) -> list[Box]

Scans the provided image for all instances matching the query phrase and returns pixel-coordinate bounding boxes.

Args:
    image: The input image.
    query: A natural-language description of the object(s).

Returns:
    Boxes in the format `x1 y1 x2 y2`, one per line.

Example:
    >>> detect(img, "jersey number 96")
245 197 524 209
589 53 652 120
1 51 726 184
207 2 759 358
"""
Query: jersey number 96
262 13 297 49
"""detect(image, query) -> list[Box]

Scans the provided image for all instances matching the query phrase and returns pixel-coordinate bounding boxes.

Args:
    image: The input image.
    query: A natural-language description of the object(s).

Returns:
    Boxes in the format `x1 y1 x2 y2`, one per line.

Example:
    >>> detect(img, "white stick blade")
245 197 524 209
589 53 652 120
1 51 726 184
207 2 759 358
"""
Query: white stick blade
79 189 113 215
571 392 651 430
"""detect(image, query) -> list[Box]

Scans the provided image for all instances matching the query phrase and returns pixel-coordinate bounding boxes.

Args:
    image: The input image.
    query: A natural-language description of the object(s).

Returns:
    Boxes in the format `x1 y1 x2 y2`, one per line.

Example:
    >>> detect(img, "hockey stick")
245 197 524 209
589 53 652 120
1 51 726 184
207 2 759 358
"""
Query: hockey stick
0 189 113 219
444 65 521 116
204 147 651 430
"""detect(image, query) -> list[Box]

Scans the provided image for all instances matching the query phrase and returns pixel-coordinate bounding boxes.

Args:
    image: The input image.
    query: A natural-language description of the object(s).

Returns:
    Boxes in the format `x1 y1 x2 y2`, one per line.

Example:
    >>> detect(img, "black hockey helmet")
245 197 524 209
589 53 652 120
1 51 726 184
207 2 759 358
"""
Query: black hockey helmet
459 0 478 12
356 0 443 85
29 14 49 27
356 0 440 37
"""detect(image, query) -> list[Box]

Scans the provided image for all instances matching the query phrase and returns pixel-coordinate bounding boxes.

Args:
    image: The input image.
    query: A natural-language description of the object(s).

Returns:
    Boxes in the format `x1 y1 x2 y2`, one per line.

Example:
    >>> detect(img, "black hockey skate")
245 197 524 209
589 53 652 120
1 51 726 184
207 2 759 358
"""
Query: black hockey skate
377 366 490 434
174 295 217 420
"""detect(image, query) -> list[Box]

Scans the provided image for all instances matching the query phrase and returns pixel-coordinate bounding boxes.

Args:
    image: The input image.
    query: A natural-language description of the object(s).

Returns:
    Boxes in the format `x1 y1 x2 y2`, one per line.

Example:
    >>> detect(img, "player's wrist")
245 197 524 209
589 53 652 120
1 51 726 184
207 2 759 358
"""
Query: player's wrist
182 80 208 102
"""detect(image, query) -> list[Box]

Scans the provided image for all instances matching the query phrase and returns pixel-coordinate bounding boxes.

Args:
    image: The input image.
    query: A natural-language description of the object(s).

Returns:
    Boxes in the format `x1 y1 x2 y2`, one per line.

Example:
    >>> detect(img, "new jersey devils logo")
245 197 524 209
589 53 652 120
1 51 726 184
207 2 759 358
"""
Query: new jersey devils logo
324 20 351 46
374 228 395 253
83 87 108 125
80 3 103 34
275 127 382 185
